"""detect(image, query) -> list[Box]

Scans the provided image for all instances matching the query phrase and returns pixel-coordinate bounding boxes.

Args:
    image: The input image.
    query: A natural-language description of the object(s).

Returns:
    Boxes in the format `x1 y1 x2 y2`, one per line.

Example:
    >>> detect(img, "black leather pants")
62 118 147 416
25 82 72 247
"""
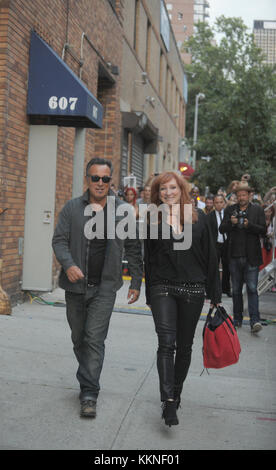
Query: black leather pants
150 283 205 402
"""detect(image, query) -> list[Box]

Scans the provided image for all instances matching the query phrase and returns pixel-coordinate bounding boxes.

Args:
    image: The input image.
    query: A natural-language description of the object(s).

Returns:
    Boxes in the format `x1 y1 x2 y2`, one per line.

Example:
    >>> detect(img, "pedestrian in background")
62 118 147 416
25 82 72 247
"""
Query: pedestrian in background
139 184 151 205
208 194 231 297
226 180 240 201
260 203 275 271
124 187 139 219
227 193 238 206
203 194 214 215
220 182 266 332
190 185 205 210
52 158 143 418
144 171 221 427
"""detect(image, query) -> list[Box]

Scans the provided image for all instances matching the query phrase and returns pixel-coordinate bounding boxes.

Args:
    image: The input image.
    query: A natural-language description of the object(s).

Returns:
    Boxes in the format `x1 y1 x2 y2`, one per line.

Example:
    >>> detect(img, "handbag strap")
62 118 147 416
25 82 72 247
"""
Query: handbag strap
204 305 235 335
203 307 214 339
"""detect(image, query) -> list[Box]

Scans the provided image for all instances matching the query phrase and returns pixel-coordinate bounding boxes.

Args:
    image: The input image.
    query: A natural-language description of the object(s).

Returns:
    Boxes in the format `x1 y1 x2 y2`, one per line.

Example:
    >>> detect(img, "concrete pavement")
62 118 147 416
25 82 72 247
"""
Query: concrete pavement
0 280 275 450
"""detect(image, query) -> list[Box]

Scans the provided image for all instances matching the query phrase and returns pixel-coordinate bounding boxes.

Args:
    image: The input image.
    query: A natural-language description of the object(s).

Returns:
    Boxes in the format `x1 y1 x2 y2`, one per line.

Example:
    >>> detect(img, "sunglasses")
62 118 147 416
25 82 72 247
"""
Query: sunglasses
88 175 111 183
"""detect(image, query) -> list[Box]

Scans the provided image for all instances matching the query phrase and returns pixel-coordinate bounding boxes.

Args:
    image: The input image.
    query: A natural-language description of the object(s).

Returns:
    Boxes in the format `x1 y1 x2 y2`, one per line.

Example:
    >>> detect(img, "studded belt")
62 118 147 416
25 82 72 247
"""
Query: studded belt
150 281 205 298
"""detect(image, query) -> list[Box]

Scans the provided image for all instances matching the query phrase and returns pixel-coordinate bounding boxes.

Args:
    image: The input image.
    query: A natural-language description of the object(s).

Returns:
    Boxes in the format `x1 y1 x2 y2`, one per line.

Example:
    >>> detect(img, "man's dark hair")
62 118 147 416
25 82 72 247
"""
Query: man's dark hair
214 193 226 203
86 157 113 176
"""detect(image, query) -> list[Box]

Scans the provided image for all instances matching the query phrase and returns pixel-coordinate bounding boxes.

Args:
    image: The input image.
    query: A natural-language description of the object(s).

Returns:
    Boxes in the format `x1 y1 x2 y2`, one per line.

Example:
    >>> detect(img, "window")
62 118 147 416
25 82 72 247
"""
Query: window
177 12 183 20
166 3 172 10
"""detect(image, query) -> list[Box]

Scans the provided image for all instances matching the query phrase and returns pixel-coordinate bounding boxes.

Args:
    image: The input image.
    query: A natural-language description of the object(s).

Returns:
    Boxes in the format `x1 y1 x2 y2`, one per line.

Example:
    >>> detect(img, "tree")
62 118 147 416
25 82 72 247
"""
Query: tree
183 17 276 195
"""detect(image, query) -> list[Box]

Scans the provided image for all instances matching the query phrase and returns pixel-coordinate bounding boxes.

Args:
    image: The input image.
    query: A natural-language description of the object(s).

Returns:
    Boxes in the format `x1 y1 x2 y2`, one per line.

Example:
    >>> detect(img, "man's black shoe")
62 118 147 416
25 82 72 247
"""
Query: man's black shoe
80 399 97 418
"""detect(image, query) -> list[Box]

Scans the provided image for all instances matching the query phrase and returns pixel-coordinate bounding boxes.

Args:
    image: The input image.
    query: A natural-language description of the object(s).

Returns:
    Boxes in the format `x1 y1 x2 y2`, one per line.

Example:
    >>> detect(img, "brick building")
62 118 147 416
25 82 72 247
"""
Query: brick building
165 0 194 64
120 0 188 186
0 0 188 304
164 1 210 65
0 0 124 303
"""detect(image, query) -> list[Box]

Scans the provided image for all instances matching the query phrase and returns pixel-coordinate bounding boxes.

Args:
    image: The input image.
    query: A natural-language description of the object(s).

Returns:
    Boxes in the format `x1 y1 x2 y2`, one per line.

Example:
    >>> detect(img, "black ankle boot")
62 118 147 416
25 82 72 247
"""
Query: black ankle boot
161 400 179 427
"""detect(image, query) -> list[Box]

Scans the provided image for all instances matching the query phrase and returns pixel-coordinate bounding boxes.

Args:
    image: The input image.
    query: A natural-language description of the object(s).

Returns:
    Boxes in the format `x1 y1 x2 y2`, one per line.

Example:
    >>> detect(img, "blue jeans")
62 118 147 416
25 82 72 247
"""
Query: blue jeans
65 286 116 401
229 257 260 326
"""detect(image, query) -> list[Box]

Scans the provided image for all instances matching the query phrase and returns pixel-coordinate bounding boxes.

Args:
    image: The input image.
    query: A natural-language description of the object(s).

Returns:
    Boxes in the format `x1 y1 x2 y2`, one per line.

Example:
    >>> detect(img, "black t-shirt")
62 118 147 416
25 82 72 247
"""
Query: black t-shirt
87 206 107 285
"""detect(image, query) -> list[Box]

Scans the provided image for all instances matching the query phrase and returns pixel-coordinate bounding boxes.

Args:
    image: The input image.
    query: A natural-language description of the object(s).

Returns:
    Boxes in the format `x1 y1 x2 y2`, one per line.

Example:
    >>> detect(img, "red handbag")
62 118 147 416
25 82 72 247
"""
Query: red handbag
202 305 241 369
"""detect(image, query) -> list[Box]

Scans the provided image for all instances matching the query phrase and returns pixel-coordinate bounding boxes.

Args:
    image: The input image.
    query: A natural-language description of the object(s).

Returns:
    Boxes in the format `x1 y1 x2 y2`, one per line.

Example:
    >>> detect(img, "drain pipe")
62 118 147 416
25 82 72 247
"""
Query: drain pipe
80 32 107 79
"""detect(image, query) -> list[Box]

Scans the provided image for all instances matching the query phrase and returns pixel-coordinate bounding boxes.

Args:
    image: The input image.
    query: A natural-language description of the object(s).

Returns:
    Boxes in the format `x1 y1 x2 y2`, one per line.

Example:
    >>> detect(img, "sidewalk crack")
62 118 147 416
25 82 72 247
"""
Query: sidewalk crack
110 355 156 450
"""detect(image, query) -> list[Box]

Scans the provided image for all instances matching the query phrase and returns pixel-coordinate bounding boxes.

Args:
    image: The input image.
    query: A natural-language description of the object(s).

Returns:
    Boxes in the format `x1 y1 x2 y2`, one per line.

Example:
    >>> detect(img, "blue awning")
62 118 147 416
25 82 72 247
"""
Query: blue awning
27 30 103 128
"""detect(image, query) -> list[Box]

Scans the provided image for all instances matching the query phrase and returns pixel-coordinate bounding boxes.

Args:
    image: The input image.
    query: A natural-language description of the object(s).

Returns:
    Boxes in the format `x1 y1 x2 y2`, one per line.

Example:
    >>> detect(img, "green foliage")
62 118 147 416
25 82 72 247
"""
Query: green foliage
183 17 276 195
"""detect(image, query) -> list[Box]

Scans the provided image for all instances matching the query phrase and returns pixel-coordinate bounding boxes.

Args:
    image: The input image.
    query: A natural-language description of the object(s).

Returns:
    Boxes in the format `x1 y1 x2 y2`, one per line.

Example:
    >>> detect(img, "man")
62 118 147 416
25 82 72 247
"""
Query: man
137 184 151 220
220 182 266 332
52 158 143 418
207 194 231 296
203 194 214 215
142 185 151 204
191 186 205 210
137 184 151 204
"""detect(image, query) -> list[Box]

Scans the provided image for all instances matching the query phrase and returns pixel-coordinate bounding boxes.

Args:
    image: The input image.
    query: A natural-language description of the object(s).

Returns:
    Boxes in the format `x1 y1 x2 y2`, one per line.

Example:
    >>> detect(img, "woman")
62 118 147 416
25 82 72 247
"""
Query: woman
227 192 238 206
260 203 275 271
124 187 139 219
144 172 221 427
226 180 239 200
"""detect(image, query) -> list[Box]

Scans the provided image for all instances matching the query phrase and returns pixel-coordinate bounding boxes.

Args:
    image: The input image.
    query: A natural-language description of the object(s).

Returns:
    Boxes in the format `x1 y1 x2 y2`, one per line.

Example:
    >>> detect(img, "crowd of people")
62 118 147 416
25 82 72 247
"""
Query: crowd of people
52 159 275 428
115 173 275 280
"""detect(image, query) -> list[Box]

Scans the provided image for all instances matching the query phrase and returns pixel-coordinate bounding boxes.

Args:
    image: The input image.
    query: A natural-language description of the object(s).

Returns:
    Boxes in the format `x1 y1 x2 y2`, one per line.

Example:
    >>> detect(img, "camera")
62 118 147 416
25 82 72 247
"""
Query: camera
233 209 248 228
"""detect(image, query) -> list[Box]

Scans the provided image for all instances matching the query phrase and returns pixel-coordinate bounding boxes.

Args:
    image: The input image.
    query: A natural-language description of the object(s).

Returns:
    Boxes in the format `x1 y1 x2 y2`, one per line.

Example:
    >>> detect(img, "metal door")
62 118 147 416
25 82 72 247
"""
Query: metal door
120 130 129 185
131 133 144 187
22 125 58 291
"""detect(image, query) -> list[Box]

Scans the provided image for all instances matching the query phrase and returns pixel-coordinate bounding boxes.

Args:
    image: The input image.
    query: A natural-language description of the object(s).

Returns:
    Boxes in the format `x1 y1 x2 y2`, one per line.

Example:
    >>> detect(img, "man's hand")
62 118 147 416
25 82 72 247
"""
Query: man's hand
244 218 249 228
127 289 140 304
66 266 85 283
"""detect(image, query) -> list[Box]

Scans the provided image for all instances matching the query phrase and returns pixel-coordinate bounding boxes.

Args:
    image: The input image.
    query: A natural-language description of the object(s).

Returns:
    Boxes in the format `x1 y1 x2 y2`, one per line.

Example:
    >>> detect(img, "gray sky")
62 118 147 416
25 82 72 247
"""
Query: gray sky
209 0 276 32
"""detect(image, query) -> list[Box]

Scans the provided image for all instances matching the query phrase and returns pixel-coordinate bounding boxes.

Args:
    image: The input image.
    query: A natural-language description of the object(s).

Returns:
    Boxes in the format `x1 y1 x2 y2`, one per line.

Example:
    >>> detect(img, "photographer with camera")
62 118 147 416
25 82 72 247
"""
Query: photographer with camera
219 182 266 333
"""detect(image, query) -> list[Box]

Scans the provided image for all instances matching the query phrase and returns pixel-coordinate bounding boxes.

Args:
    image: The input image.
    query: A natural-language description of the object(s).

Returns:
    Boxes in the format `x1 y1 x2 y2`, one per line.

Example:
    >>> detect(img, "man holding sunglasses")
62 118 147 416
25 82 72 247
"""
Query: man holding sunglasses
53 158 143 418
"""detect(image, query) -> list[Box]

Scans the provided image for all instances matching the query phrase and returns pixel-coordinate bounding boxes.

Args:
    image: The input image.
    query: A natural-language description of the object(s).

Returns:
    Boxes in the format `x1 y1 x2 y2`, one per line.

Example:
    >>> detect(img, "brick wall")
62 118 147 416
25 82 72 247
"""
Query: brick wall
0 0 123 302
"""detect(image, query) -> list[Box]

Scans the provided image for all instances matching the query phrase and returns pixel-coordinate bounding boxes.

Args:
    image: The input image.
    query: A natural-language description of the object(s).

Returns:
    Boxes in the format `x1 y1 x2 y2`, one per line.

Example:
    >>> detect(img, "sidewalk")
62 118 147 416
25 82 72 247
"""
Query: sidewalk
0 281 275 450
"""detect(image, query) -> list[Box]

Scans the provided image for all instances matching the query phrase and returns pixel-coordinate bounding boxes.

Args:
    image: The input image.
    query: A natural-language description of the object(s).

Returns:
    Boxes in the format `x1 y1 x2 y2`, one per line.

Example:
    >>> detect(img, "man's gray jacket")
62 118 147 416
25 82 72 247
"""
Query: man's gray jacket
52 189 143 295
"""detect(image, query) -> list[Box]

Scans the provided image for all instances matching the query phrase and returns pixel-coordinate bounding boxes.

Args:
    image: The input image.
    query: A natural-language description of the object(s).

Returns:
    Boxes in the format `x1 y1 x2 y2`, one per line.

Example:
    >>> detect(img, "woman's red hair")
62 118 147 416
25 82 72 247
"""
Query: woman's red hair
124 187 137 204
150 171 198 224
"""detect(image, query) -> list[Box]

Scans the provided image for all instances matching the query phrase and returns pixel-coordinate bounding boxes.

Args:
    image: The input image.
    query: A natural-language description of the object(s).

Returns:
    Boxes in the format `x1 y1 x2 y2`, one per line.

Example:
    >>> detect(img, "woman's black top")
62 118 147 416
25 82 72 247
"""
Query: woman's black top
144 209 221 304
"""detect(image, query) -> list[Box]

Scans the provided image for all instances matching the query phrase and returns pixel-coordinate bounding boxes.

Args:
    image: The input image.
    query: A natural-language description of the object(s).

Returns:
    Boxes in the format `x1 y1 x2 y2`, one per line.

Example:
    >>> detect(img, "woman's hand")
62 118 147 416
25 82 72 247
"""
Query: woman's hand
210 302 223 309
